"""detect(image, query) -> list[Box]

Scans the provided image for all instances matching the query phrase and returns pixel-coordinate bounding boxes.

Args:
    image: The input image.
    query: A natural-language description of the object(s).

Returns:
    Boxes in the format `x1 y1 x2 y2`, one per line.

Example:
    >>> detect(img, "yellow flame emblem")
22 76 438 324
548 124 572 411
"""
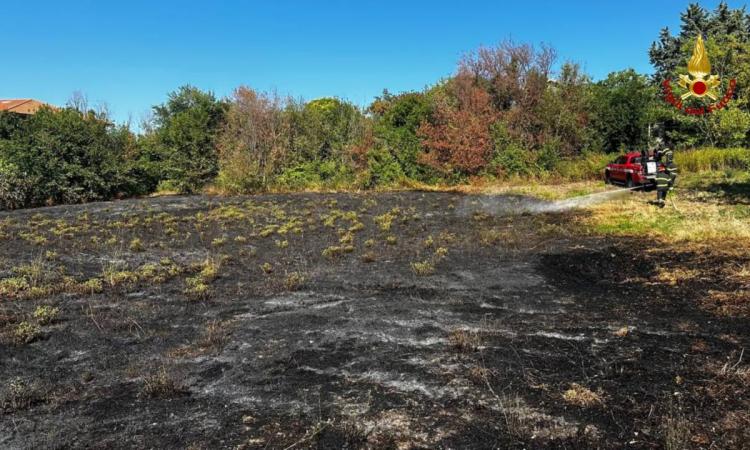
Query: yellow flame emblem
678 35 720 100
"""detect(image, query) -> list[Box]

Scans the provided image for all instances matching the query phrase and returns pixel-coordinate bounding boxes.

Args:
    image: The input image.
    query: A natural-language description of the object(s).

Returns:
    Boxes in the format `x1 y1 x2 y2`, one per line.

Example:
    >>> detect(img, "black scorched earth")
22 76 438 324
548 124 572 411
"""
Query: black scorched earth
0 192 747 449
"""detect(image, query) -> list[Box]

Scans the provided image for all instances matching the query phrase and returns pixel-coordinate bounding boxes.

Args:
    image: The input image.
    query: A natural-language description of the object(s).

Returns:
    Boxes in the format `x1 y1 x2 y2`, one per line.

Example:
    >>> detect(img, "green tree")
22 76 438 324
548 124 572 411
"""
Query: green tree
538 62 594 157
277 97 369 188
148 86 227 193
712 106 750 146
369 90 434 179
286 97 367 164
589 70 656 152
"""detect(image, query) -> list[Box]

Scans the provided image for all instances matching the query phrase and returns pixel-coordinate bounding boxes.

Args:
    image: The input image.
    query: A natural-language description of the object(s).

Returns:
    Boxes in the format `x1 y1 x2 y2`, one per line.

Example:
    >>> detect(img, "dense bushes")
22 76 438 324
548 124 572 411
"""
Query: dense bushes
214 89 370 192
215 87 288 193
0 108 144 208
0 159 30 210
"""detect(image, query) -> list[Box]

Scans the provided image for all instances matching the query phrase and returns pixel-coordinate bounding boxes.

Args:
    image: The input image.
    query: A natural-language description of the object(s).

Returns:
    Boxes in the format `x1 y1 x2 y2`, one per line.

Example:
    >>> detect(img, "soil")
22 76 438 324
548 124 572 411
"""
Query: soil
0 192 748 449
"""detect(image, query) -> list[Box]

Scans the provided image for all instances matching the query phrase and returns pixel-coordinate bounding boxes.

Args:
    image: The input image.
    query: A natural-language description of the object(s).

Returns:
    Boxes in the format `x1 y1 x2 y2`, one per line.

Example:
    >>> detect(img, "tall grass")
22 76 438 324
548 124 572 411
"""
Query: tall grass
675 147 750 173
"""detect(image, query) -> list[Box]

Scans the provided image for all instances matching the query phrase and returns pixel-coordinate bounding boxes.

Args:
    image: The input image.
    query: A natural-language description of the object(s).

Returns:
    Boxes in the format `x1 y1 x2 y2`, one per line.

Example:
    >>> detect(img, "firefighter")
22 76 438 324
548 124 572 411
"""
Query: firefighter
654 166 671 208
656 146 678 194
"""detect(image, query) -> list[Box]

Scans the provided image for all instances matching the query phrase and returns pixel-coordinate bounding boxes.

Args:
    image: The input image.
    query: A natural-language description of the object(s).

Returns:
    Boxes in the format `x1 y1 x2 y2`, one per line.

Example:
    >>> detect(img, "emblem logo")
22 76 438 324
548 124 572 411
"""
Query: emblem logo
677 35 720 100
662 35 736 115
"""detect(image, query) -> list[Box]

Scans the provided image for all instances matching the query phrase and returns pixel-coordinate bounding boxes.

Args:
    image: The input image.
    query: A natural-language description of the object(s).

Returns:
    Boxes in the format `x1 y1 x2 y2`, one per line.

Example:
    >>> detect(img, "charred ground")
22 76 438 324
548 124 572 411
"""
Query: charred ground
0 192 748 449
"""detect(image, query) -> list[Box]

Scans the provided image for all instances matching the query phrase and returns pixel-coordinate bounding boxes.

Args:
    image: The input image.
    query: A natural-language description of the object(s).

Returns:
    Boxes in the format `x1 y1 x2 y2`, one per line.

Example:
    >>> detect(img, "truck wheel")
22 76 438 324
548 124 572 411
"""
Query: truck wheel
626 176 634 188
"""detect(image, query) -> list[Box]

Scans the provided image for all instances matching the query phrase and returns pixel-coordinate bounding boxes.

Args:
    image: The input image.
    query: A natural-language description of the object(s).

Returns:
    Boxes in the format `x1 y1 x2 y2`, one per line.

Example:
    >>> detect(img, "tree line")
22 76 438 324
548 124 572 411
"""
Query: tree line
2 2 749 209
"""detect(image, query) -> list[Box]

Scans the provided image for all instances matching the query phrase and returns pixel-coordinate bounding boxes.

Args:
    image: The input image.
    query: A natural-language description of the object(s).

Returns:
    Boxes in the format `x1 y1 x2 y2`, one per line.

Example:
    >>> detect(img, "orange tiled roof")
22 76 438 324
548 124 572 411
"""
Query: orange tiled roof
0 99 51 114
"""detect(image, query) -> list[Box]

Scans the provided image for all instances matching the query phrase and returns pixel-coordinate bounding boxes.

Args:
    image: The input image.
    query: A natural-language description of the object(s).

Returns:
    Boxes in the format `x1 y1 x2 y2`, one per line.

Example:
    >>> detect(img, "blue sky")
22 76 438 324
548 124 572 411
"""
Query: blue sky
0 1 735 127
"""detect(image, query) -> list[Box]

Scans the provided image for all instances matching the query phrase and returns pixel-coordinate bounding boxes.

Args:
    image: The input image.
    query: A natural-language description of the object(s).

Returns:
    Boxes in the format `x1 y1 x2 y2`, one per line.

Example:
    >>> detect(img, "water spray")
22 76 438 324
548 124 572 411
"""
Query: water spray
458 186 642 218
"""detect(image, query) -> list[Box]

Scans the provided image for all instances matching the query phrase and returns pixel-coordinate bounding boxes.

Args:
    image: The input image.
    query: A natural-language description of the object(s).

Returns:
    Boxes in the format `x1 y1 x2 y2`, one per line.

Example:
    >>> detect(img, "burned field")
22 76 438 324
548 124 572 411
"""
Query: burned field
0 192 748 449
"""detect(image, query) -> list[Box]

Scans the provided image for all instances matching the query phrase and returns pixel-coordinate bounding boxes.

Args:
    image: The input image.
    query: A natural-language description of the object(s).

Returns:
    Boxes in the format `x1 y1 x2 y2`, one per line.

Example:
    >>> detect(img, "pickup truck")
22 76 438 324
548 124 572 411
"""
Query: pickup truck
604 151 659 187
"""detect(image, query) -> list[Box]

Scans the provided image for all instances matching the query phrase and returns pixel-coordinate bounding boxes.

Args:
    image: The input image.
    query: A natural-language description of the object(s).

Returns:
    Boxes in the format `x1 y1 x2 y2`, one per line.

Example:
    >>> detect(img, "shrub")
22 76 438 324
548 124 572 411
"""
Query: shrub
365 146 405 187
275 161 356 190
556 152 612 181
0 108 143 207
276 162 323 190
410 260 435 276
492 143 532 177
0 159 31 210
13 322 41 345
33 306 60 325
713 107 750 147
535 139 562 172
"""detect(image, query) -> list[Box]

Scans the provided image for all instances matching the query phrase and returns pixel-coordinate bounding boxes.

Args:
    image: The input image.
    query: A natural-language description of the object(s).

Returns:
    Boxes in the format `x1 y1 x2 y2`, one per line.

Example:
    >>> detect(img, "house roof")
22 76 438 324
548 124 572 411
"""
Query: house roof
0 99 51 114
0 99 33 111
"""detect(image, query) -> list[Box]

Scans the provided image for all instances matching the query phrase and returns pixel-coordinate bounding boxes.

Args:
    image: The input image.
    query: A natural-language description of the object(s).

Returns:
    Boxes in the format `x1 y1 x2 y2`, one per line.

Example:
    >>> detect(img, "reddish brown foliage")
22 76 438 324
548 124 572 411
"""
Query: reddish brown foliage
418 74 498 174
216 87 288 188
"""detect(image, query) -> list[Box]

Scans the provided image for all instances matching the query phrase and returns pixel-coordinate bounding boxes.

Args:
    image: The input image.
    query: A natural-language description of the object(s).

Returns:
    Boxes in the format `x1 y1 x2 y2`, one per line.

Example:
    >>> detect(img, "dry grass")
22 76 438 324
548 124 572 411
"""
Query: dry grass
613 326 630 337
168 320 231 358
129 238 144 252
498 394 528 439
467 366 491 385
663 402 691 450
361 251 376 263
581 193 750 245
447 328 482 352
259 262 274 274
140 367 185 398
284 272 306 290
479 228 518 247
0 378 45 411
453 180 611 201
703 290 750 317
654 266 702 286
562 383 602 407
718 349 749 383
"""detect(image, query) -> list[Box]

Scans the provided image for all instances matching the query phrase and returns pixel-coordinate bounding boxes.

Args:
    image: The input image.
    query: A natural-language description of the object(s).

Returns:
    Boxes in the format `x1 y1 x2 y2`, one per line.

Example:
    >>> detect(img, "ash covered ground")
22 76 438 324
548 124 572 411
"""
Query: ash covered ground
0 192 748 449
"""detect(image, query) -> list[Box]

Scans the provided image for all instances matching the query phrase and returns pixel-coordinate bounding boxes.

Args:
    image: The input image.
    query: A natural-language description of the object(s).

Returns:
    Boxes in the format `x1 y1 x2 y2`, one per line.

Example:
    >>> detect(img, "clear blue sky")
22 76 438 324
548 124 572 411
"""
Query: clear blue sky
0 1 734 127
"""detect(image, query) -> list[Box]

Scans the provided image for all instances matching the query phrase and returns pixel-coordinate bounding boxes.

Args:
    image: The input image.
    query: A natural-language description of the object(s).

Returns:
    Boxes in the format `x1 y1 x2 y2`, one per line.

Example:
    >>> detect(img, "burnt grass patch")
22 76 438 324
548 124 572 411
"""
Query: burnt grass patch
0 192 748 449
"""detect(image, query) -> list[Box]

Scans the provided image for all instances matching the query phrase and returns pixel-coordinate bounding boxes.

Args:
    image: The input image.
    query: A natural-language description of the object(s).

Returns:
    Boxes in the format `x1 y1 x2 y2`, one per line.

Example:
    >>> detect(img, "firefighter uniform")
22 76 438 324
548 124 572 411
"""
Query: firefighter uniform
655 170 671 207
665 150 678 187
666 162 678 190
657 147 678 193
